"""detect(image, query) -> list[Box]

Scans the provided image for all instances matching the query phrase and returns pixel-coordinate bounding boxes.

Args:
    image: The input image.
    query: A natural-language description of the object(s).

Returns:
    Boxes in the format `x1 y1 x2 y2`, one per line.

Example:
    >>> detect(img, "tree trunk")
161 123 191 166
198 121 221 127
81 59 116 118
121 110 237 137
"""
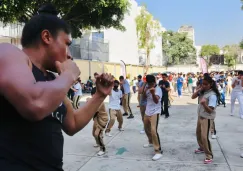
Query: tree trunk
146 48 150 66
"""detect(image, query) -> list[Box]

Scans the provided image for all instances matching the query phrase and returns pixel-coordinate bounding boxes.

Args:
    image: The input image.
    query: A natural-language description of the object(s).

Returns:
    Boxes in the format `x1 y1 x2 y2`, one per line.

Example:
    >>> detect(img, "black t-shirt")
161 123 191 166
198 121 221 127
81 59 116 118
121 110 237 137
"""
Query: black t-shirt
0 64 67 171
159 80 170 95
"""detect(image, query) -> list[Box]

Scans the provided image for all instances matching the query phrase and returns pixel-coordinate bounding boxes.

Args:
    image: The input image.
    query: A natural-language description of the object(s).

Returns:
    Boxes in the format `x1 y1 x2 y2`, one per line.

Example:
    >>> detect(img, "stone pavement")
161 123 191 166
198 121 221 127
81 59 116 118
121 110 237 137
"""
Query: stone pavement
63 93 243 171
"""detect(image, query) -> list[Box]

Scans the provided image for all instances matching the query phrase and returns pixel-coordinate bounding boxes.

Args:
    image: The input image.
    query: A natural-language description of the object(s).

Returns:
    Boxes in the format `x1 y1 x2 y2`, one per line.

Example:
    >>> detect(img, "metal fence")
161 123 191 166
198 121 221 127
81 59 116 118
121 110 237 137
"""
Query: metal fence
70 38 109 62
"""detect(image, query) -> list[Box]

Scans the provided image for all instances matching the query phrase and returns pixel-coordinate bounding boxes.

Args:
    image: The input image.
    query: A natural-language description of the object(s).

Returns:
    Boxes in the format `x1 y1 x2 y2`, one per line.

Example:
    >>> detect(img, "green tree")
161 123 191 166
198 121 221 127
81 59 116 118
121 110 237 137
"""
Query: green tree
200 45 220 64
223 44 241 69
162 31 196 65
136 6 161 66
0 0 130 38
240 39 243 49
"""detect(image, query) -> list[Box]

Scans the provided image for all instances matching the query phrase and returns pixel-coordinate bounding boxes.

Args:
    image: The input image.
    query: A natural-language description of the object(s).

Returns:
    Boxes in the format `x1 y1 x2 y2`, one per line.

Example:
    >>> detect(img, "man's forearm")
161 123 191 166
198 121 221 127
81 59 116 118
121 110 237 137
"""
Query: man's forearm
31 72 74 120
72 93 105 134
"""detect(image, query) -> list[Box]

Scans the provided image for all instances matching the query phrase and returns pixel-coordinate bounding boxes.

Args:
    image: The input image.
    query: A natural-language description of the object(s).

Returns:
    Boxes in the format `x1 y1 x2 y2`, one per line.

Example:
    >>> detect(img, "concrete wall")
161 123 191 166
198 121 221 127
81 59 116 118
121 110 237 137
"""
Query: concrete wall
104 0 139 65
74 59 166 83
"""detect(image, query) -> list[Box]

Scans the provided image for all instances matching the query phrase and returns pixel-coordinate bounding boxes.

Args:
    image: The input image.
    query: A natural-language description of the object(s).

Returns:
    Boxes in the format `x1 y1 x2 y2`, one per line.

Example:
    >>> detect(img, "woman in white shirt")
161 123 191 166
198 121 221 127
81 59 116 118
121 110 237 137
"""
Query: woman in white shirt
73 78 83 109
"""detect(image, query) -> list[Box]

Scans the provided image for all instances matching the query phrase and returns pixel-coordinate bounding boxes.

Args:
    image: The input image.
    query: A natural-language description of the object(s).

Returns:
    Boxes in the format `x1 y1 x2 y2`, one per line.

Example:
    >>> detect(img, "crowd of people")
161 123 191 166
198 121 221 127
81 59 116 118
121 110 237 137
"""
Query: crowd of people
68 70 242 163
0 4 243 170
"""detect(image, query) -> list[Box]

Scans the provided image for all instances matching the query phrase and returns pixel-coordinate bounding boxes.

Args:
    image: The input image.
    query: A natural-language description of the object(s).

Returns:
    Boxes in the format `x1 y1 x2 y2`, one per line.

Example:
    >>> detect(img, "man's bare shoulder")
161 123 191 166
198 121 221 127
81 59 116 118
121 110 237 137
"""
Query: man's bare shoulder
0 43 27 61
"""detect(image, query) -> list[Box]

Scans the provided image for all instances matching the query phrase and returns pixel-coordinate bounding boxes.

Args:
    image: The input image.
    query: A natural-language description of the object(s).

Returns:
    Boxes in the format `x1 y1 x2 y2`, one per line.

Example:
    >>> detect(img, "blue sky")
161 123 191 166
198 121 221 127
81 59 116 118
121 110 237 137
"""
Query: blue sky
135 0 243 47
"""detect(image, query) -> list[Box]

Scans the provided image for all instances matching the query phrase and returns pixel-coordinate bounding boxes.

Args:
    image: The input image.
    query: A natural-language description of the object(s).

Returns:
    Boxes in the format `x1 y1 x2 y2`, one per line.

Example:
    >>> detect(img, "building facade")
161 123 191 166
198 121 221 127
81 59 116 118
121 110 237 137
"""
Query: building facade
72 0 164 66
178 25 195 46
0 22 23 48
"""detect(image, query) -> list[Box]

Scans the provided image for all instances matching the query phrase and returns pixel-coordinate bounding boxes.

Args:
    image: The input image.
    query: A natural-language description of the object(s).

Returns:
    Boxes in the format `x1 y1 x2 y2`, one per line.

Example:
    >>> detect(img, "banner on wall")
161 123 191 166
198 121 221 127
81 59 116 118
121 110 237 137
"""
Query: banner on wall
120 60 126 78
200 57 208 74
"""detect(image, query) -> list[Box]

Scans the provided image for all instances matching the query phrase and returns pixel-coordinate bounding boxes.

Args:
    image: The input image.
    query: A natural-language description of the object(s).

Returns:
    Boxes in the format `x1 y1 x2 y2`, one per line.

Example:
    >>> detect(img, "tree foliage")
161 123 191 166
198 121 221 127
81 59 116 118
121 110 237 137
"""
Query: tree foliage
200 45 220 57
240 39 243 49
223 44 241 69
136 6 161 65
0 0 130 38
162 30 196 65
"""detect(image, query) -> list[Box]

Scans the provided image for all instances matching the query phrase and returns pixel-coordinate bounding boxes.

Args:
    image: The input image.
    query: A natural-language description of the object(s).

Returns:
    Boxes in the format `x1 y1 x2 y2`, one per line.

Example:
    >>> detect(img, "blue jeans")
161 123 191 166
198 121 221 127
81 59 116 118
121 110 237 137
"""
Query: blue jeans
221 92 225 104
177 87 182 96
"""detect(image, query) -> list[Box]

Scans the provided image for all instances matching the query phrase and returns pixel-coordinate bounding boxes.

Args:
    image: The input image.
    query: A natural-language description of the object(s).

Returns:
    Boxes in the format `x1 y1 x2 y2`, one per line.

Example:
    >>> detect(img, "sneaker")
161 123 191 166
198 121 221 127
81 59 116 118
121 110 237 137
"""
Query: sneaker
165 116 169 119
105 133 112 137
195 148 204 154
211 134 217 139
93 144 99 148
97 151 106 156
204 158 213 164
123 113 128 116
240 116 243 119
127 114 134 119
241 153 243 158
230 113 234 116
143 144 153 148
119 128 124 131
152 153 163 161
140 130 145 134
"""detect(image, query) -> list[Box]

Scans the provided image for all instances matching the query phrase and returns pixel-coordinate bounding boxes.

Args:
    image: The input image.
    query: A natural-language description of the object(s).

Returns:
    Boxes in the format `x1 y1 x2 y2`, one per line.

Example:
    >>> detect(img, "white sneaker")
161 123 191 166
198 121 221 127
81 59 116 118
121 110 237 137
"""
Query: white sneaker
240 116 243 119
240 153 243 158
140 130 145 134
97 151 106 156
105 133 112 137
152 153 163 161
143 144 153 148
93 144 99 148
119 128 124 131
211 135 217 139
230 113 234 116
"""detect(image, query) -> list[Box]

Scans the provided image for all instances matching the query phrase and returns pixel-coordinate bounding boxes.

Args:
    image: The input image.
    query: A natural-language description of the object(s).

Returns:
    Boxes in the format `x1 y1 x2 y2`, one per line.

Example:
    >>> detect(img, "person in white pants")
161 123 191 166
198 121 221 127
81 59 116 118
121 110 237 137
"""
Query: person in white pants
230 71 243 119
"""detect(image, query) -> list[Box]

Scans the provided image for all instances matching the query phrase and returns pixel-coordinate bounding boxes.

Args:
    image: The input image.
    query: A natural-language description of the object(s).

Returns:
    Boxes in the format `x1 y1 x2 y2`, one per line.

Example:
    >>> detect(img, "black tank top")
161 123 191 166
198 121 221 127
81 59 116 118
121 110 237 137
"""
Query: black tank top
0 64 67 171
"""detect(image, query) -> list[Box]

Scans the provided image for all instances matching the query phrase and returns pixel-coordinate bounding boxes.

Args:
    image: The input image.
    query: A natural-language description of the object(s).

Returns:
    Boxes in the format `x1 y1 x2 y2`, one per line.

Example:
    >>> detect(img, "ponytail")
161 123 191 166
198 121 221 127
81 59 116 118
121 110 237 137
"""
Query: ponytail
203 76 220 100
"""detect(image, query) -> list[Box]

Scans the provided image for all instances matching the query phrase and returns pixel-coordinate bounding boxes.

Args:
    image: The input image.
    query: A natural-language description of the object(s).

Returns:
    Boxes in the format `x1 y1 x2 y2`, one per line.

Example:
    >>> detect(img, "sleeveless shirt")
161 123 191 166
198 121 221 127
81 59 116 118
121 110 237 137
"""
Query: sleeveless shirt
0 64 67 171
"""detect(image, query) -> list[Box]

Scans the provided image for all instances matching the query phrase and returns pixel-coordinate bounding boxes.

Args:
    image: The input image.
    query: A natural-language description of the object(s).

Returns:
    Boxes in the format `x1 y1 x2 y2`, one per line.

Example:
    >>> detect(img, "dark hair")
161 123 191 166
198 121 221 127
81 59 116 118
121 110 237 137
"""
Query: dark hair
91 87 96 96
146 75 156 83
114 80 120 84
202 76 220 99
137 75 142 79
204 73 210 77
162 73 168 77
119 76 124 80
21 4 70 48
238 70 243 75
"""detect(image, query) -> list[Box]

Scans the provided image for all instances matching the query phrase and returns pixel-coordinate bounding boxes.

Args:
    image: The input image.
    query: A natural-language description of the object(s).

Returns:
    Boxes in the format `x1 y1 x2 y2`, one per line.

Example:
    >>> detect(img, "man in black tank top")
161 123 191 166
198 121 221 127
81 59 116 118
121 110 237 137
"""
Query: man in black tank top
0 4 114 171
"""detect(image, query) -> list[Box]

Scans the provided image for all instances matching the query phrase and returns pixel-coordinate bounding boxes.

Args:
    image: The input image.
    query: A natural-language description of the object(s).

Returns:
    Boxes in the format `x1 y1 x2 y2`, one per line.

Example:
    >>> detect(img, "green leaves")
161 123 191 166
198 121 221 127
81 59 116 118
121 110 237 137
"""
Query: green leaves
136 6 161 65
240 39 243 49
0 0 130 38
162 31 196 65
223 44 240 68
200 45 220 57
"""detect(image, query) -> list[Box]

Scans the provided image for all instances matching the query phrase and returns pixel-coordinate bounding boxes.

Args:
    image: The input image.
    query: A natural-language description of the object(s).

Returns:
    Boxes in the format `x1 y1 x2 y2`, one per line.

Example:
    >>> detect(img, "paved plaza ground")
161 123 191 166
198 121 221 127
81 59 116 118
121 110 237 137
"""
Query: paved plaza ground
63 93 243 171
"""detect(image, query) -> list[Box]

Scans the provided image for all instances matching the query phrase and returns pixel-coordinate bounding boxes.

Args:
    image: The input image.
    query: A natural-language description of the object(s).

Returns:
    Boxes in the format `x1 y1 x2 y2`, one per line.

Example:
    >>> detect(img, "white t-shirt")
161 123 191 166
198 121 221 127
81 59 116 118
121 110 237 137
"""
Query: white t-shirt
227 76 233 85
192 78 197 87
145 86 162 116
133 80 138 87
109 89 123 110
232 77 243 92
156 78 162 85
73 83 82 96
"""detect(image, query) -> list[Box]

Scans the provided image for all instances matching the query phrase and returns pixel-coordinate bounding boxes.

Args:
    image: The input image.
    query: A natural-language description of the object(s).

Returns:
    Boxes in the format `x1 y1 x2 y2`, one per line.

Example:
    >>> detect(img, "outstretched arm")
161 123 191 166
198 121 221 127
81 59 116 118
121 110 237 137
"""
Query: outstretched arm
63 74 113 136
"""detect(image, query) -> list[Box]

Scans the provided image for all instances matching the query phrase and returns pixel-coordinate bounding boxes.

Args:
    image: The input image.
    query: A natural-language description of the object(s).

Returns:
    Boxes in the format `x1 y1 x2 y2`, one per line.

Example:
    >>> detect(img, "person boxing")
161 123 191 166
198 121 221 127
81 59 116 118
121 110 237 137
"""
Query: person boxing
0 4 113 171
